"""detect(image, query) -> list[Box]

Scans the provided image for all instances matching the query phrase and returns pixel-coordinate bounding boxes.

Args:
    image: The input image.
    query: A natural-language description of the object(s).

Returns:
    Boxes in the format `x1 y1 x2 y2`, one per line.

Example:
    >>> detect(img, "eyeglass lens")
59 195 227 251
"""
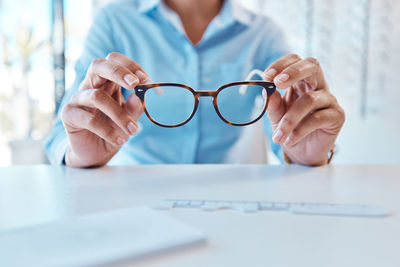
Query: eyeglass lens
216 84 267 124
144 84 267 126
144 85 195 126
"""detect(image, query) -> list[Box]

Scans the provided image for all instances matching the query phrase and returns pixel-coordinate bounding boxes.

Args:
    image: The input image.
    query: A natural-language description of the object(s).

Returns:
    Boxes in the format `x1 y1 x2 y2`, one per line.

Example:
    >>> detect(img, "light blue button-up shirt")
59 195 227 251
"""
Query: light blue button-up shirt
45 0 289 165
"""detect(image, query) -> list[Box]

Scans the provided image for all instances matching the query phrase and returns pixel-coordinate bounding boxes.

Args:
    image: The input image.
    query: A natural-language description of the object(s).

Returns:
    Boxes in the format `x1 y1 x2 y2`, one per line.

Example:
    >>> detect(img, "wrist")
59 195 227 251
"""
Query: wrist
65 148 107 168
65 148 83 168
283 145 335 166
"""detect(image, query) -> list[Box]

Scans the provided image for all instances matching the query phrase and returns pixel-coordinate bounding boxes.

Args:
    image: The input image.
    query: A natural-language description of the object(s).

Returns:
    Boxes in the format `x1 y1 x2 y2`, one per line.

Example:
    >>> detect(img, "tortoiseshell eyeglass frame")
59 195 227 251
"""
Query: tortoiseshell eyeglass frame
134 81 276 128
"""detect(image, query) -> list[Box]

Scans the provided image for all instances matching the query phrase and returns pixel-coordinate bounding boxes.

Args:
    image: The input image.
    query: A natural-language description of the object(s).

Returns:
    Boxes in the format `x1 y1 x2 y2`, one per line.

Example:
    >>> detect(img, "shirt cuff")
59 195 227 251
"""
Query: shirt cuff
44 135 69 165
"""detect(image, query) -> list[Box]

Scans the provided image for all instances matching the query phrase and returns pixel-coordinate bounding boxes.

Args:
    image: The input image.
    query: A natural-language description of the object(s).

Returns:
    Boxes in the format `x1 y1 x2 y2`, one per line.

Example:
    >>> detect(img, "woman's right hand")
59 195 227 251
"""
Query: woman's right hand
61 52 150 168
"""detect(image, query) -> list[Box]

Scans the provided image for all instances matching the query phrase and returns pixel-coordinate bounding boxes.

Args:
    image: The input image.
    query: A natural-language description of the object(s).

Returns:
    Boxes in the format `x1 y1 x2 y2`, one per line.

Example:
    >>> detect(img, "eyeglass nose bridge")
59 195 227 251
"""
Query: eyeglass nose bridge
195 91 218 98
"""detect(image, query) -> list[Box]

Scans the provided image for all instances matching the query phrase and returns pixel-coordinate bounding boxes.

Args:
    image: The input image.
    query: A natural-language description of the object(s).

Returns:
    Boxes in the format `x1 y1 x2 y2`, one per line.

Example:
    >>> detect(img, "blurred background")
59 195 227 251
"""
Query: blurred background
0 0 399 166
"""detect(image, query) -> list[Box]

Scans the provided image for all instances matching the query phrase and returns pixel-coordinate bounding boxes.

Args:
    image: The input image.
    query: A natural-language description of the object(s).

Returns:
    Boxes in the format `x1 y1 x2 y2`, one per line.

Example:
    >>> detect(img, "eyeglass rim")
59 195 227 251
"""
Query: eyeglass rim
134 81 276 128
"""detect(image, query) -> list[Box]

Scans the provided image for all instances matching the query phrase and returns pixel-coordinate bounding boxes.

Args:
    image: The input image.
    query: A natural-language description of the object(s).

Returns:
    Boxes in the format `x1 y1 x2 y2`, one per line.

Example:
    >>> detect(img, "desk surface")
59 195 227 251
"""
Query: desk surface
0 164 399 267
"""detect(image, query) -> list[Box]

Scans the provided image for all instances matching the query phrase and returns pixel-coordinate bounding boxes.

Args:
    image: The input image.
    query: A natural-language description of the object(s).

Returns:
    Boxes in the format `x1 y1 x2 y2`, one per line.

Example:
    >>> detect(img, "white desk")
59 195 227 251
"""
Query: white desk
0 165 399 267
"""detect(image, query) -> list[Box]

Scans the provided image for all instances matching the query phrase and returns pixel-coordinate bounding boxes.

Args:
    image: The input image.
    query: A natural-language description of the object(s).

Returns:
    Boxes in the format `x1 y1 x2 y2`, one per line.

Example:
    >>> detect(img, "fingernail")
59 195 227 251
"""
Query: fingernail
275 73 289 84
124 74 139 86
135 70 150 83
116 137 125 146
283 136 294 147
264 68 277 79
272 129 284 144
127 122 137 135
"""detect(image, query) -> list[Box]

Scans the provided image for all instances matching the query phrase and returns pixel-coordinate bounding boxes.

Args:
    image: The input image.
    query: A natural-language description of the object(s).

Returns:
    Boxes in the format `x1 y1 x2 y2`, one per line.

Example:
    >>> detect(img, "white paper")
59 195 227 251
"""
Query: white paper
0 206 206 267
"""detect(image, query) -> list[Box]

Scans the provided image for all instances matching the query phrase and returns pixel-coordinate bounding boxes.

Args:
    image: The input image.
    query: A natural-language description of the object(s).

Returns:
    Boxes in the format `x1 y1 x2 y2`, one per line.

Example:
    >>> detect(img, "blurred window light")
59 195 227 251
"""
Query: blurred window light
0 0 92 166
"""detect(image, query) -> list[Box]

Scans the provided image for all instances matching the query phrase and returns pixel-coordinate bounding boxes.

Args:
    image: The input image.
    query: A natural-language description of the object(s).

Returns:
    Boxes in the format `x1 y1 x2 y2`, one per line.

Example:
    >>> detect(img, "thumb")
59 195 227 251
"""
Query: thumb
125 92 144 121
267 90 285 131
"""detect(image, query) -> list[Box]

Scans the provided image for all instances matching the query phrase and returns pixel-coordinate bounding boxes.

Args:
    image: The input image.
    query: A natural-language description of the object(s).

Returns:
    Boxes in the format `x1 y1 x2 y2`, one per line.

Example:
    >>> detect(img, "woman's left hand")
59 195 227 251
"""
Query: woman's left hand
264 54 345 166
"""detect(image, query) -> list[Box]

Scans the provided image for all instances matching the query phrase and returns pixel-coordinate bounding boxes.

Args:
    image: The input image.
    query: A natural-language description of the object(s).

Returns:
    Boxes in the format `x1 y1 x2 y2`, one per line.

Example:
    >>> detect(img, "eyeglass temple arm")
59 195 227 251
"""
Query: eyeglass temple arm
244 69 265 81
239 69 266 95
140 79 164 96
145 69 267 96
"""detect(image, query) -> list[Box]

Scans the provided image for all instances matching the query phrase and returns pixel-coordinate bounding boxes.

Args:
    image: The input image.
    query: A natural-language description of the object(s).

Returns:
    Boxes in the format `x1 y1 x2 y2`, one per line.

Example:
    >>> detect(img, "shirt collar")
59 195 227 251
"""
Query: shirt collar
230 0 254 26
137 0 255 27
215 0 254 27
137 0 160 13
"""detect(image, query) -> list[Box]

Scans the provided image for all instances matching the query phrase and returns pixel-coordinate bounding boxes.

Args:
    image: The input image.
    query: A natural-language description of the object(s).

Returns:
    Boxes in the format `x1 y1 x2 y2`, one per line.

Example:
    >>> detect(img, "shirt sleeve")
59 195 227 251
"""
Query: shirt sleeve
258 20 290 163
44 7 115 165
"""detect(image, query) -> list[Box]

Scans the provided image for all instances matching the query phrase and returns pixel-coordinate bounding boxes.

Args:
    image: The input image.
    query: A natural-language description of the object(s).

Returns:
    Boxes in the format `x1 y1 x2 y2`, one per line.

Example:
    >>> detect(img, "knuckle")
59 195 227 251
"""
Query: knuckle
340 107 346 120
91 58 105 67
303 91 318 105
105 126 117 139
287 53 301 61
336 105 346 124
290 128 301 140
330 93 339 104
90 89 105 103
70 92 80 103
286 66 301 77
310 111 321 123
106 52 121 60
61 103 73 120
86 113 98 128
305 57 320 67
281 116 294 128
109 63 121 76
126 61 139 71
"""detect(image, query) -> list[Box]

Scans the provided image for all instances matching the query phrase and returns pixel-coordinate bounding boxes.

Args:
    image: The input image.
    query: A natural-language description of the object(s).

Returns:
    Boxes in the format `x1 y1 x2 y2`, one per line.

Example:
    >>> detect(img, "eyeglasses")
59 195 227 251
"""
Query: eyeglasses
134 69 276 128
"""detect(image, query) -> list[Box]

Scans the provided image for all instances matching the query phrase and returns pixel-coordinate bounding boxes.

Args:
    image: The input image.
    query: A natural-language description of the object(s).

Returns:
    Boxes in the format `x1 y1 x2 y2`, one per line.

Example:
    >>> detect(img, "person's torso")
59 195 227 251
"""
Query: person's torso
100 0 286 164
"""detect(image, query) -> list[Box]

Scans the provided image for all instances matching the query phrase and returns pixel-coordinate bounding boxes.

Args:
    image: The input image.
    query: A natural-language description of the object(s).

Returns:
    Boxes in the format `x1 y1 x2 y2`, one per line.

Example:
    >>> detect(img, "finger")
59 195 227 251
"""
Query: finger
84 58 140 91
106 52 151 84
104 82 122 101
272 90 333 144
125 92 144 121
283 108 345 147
114 84 125 106
71 89 138 136
61 104 129 147
263 54 302 82
273 57 325 90
266 90 285 129
284 87 299 110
